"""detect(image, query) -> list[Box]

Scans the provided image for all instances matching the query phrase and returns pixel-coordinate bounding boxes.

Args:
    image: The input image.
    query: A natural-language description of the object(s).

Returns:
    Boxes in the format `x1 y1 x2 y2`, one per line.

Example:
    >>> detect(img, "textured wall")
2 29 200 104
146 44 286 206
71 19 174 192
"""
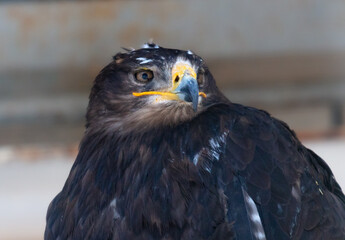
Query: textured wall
1 0 345 71
1 0 345 144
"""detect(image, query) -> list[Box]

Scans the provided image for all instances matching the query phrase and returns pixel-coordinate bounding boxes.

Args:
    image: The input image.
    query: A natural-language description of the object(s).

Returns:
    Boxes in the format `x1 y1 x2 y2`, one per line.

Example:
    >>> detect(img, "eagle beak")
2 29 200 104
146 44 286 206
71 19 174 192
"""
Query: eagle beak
172 73 199 111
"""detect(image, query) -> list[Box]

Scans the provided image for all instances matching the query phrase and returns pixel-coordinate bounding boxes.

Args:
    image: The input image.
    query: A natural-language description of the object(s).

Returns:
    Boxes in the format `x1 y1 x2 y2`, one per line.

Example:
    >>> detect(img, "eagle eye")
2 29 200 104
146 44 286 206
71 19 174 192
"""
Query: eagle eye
135 70 154 83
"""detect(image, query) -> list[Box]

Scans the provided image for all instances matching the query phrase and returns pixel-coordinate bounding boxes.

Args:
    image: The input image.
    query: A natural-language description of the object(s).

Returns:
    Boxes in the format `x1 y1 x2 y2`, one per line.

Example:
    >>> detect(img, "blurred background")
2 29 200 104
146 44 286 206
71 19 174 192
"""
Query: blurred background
1 0 345 239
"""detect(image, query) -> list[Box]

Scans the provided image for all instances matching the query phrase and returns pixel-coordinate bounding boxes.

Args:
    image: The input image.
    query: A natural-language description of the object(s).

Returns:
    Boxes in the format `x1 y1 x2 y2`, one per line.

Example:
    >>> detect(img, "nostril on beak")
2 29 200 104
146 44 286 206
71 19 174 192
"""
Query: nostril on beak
174 75 180 83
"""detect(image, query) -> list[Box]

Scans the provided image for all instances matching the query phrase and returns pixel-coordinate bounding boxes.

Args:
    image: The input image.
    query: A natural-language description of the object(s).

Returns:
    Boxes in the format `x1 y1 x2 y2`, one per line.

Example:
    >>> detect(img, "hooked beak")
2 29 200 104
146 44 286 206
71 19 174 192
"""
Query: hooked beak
132 62 206 112
172 73 199 111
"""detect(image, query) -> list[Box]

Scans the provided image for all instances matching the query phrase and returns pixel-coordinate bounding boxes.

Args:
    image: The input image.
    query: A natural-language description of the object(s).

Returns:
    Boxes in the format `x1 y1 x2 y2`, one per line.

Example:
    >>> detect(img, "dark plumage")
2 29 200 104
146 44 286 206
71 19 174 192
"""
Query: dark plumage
45 44 345 240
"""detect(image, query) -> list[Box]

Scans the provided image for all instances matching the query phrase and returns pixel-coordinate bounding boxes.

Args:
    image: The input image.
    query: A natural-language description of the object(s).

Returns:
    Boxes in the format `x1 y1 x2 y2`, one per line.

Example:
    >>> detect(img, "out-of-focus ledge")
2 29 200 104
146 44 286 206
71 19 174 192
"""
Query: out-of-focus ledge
0 143 78 165
297 126 345 141
0 94 88 124
0 123 85 146
207 52 345 87
0 69 94 101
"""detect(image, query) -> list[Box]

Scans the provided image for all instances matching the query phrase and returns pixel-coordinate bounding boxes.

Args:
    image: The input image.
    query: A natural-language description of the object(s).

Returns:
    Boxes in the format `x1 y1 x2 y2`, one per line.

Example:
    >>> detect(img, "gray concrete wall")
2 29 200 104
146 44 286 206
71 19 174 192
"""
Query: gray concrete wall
1 0 345 144
1 0 345 71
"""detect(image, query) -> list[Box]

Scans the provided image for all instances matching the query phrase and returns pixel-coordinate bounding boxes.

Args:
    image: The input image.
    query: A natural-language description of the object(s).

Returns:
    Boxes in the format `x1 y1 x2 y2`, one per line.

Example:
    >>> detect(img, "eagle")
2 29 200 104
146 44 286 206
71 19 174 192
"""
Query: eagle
45 43 345 240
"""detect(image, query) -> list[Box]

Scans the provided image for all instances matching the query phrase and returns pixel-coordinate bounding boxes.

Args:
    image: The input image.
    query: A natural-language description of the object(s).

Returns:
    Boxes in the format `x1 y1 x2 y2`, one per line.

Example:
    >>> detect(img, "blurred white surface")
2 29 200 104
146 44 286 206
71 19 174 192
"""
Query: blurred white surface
0 158 73 240
0 138 344 240
304 138 345 189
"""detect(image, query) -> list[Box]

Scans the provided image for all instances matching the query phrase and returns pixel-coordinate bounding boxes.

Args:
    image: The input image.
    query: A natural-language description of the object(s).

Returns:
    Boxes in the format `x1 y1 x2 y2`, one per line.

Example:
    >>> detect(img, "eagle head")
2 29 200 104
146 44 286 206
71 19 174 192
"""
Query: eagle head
86 43 226 134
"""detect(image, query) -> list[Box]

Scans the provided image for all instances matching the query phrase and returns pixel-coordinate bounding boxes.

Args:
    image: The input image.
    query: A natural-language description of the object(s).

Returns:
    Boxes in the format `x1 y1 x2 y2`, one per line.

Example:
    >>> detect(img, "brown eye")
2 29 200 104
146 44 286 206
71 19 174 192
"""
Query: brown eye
135 70 154 82
197 70 205 86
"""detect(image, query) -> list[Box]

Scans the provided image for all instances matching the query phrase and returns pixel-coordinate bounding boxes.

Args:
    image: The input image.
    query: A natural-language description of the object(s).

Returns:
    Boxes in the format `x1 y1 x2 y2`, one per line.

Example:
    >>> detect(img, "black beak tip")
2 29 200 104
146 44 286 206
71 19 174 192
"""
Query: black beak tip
192 100 198 112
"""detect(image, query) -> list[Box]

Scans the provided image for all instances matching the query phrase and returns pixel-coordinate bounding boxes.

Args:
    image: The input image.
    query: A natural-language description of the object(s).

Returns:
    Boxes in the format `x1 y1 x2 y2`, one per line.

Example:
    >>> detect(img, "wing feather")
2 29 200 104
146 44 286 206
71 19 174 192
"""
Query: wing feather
218 104 345 239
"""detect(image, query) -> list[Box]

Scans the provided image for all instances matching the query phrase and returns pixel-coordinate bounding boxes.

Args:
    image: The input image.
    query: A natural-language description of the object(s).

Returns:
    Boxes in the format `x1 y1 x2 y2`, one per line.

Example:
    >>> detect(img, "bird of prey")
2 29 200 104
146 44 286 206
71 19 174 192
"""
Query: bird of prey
45 43 345 240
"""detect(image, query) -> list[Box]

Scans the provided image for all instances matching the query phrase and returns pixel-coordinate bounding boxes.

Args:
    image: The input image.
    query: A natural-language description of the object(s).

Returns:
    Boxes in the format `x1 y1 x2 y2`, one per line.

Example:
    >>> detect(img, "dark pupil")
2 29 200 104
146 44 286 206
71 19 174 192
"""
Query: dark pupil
141 73 148 80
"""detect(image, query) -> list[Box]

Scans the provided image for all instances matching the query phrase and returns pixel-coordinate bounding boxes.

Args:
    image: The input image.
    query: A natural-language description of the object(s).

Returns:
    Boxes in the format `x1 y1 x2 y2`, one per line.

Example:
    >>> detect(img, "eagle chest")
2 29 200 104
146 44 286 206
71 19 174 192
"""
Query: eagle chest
110 132 230 238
